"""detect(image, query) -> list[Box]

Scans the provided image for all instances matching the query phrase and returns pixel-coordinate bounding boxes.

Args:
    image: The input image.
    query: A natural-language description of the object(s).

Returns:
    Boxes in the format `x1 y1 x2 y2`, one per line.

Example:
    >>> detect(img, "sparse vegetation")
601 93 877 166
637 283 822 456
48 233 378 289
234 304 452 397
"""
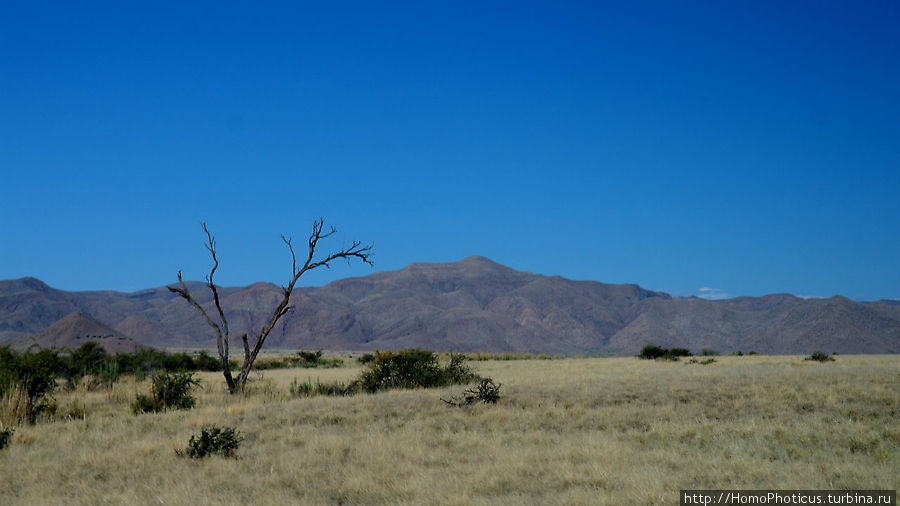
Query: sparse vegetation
289 377 351 397
463 352 560 361
253 351 344 370
0 355 896 504
178 426 242 458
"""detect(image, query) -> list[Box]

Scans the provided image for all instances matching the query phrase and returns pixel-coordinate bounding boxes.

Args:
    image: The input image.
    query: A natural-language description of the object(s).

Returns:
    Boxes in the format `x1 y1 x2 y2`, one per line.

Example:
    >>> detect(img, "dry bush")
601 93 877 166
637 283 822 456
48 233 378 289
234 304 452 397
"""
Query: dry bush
0 386 29 427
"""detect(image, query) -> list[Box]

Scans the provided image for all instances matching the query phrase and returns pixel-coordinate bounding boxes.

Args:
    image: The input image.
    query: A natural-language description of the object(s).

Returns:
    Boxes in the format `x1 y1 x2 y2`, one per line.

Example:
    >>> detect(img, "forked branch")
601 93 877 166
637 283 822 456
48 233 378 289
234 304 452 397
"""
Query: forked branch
171 219 372 394
237 219 373 389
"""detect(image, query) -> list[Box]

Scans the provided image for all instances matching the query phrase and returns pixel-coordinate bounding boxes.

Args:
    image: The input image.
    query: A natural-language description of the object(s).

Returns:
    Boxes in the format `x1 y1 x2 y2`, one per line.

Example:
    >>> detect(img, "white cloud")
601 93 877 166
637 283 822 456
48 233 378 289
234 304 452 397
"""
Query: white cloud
696 287 731 300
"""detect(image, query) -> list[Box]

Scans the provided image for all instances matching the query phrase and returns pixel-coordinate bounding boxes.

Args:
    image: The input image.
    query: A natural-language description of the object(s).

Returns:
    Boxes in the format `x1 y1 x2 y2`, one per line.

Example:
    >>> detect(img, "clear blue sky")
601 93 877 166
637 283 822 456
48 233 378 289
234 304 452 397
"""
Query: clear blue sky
2 1 898 300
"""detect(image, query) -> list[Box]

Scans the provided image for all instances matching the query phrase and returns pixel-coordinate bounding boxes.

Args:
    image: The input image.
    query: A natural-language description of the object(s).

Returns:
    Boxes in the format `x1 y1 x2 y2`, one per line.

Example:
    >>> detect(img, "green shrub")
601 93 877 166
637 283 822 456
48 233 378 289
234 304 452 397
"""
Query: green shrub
66 342 109 381
357 353 375 364
178 426 242 458
0 346 61 424
0 427 12 449
805 351 835 363
637 344 666 359
297 350 323 364
351 349 477 394
699 348 720 356
132 372 200 414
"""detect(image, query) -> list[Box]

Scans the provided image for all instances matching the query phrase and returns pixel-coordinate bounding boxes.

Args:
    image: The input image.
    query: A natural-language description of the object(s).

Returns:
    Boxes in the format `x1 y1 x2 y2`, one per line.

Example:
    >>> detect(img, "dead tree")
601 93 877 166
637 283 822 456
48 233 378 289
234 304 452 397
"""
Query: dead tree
168 219 373 394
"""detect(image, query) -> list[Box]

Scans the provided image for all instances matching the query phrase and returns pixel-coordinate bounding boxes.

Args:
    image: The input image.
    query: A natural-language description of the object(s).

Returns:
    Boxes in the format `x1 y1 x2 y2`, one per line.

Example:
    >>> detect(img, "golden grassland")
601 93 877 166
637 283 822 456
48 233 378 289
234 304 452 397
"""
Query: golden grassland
1 355 897 505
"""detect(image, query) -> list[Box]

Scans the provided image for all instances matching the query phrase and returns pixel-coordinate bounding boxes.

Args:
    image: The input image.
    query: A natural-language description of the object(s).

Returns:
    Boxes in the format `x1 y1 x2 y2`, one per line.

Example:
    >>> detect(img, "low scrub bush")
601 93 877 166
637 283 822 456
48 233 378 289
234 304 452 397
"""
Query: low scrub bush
177 426 242 458
805 351 835 363
637 344 693 361
132 372 200 414
351 350 477 394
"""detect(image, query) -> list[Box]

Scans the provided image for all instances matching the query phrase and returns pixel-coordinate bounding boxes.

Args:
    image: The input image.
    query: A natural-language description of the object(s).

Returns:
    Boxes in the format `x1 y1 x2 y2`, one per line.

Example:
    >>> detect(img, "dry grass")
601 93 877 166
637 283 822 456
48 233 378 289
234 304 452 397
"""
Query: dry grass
0 355 896 505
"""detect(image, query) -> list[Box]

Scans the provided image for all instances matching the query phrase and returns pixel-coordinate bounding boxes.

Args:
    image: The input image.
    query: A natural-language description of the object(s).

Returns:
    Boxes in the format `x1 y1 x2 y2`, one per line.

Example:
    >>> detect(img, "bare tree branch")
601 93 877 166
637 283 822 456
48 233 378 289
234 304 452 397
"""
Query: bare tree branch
235 218 373 390
168 225 238 392
172 218 372 394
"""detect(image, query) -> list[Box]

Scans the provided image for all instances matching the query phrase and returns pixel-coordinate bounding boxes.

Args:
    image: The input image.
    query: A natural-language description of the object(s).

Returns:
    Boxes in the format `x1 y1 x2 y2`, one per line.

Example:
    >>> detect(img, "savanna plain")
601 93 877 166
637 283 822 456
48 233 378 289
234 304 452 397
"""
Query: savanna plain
1 354 897 505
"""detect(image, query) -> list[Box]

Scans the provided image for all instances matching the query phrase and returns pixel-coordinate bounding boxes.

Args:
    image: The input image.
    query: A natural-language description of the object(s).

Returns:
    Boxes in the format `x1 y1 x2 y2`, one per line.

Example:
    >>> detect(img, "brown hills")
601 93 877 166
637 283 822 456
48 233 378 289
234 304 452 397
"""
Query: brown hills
1 256 898 355
10 311 144 353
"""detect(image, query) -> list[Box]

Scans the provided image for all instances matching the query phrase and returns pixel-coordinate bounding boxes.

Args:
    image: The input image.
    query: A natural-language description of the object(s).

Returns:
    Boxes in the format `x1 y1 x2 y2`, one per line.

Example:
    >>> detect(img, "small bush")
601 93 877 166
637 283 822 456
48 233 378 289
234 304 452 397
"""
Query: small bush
0 427 13 449
178 426 242 458
688 358 717 365
357 353 375 364
132 372 200 414
805 351 835 363
351 350 477 394
699 348 719 356
297 350 323 364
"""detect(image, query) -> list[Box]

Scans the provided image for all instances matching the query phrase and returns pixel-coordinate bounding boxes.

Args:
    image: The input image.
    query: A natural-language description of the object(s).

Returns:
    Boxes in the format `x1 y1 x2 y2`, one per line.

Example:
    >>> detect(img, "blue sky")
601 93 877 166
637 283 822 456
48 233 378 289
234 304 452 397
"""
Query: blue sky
1 1 898 300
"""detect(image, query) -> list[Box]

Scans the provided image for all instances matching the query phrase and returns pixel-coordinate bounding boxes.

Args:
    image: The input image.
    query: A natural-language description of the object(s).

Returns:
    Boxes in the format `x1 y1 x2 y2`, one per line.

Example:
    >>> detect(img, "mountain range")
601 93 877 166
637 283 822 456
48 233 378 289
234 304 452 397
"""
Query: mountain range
1 256 898 355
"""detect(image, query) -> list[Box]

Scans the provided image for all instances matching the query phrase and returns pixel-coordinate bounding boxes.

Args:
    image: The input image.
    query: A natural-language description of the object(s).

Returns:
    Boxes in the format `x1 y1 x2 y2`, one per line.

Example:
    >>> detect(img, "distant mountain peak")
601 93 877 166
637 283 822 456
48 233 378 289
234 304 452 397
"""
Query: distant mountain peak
13 311 143 353
4 276 52 292
405 255 514 273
